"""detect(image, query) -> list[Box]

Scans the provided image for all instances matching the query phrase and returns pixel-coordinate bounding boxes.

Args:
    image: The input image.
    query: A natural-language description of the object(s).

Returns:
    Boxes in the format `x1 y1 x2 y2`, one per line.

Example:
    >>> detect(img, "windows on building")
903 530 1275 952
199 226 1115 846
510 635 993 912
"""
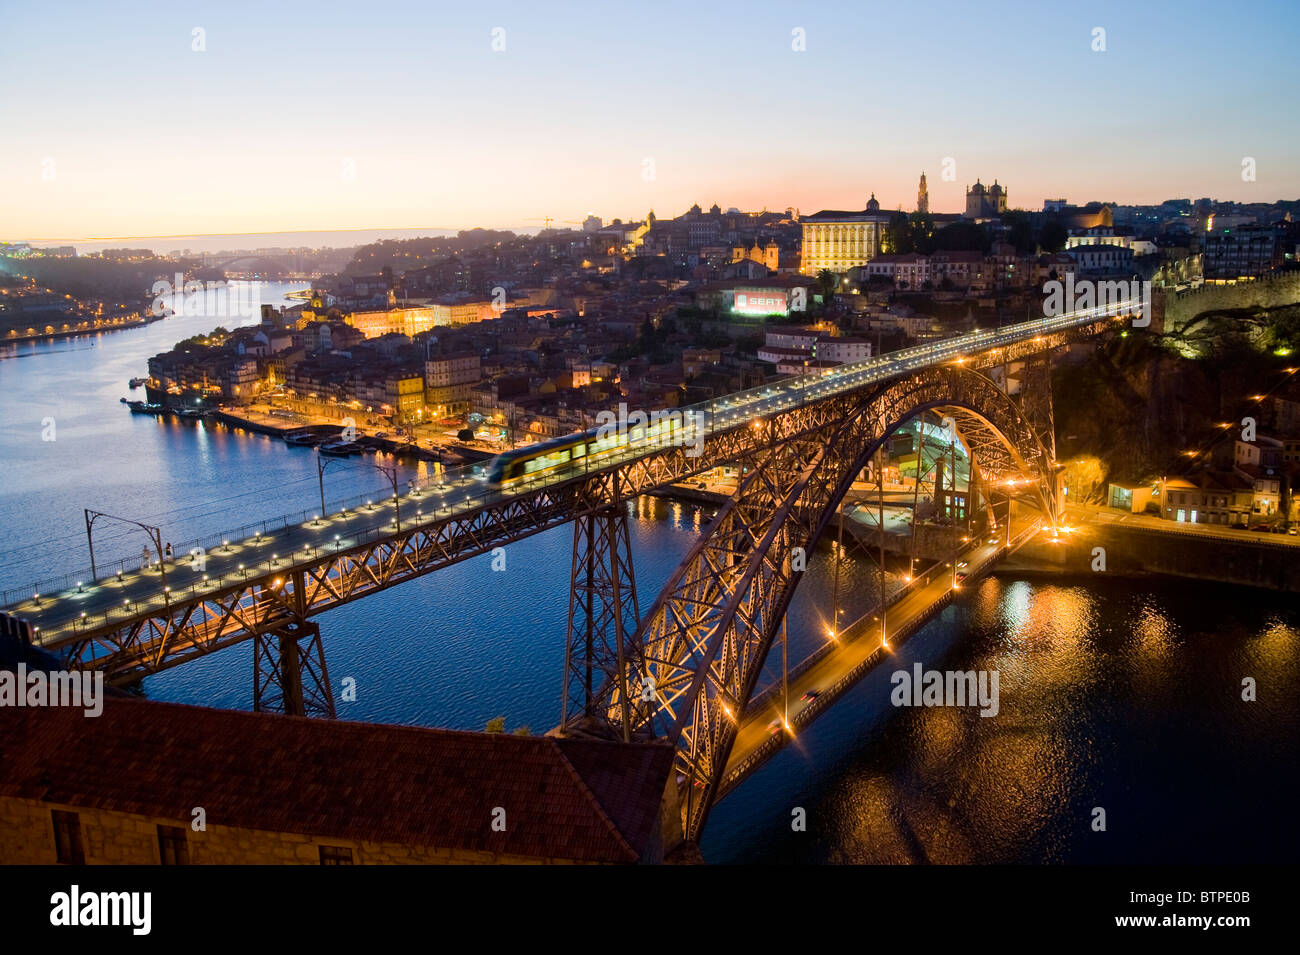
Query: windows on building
319 845 354 865
52 810 84 864
158 824 190 865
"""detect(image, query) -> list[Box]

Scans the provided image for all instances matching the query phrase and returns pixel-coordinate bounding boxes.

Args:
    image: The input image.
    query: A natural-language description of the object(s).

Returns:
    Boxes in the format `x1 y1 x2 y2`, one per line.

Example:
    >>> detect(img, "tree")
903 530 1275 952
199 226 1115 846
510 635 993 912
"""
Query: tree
932 221 991 253
909 212 936 254
1002 211 1036 255
884 212 913 254
816 269 837 299
485 716 506 733
1039 217 1068 253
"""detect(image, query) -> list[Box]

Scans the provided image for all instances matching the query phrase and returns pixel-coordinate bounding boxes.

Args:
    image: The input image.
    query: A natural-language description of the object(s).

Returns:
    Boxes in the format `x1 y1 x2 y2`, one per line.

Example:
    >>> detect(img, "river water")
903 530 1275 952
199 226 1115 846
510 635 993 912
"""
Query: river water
1 283 1295 863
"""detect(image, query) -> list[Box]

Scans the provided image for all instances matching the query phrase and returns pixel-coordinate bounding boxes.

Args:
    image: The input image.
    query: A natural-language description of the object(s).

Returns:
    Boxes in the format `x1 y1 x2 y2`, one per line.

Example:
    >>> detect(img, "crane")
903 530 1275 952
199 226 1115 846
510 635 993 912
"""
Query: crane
524 217 583 232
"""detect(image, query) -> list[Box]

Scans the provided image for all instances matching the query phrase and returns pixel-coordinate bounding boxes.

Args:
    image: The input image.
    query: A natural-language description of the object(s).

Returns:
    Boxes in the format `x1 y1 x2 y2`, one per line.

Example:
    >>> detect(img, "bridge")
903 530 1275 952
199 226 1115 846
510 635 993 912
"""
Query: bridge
2 298 1142 845
202 251 321 280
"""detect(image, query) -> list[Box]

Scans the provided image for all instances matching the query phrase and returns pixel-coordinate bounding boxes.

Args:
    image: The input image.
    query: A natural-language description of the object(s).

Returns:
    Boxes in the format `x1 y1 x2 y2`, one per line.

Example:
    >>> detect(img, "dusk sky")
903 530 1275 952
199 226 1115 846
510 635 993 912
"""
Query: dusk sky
4 0 1298 242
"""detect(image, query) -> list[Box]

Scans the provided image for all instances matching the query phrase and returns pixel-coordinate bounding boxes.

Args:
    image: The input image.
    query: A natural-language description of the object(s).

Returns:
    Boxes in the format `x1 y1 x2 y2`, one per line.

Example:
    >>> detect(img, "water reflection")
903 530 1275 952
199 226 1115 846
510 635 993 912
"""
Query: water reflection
703 573 1299 864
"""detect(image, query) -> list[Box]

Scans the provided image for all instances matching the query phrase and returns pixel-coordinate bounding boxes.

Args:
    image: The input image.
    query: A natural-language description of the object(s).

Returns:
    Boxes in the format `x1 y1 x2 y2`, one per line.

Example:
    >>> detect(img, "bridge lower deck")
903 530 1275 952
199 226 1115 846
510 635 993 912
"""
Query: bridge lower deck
717 514 1043 796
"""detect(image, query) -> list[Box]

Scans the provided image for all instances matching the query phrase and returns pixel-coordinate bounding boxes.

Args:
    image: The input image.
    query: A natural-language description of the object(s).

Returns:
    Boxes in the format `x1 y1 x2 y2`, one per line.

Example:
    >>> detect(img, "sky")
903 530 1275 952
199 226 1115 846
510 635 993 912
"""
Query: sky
3 0 1298 243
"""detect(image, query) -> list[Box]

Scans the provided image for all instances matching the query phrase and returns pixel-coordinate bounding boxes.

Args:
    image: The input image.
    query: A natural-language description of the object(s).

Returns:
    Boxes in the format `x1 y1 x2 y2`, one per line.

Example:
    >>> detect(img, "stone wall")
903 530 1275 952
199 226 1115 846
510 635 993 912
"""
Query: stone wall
0 798 593 865
1000 523 1300 592
1157 273 1300 334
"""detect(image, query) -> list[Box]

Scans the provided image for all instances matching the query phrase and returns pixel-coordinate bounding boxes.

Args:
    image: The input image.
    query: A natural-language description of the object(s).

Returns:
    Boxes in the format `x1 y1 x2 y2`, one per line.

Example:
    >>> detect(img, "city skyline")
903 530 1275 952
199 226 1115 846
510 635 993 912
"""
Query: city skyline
4 0 1299 240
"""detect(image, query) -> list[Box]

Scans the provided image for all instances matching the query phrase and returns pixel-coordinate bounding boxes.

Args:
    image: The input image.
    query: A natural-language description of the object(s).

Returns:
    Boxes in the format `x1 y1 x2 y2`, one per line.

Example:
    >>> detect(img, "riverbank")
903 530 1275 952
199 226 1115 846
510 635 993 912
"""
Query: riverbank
998 518 1300 591
2 312 160 344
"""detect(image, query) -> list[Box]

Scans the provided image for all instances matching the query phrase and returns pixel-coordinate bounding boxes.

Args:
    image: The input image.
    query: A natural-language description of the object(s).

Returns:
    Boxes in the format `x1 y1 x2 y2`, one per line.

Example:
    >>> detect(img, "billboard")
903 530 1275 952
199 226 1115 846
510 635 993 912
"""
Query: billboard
732 288 788 317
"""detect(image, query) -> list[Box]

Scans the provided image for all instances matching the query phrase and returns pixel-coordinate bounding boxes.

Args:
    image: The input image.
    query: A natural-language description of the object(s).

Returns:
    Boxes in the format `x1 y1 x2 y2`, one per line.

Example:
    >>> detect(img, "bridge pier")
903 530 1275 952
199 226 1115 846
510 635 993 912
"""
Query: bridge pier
560 503 643 741
1011 351 1064 527
253 620 336 718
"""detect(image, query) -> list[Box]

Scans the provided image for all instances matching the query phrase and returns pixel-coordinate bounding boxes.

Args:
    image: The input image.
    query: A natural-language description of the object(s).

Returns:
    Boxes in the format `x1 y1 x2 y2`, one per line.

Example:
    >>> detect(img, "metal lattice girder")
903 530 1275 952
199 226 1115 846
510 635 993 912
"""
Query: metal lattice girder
252 619 336 719
621 366 1058 840
561 503 642 739
47 377 899 682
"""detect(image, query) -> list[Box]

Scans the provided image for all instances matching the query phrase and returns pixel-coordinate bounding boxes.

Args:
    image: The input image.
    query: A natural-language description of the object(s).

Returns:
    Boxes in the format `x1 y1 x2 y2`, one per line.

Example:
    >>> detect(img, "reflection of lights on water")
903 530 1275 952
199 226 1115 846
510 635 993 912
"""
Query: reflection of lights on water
1253 618 1300 669
1134 603 1175 657
1002 580 1033 635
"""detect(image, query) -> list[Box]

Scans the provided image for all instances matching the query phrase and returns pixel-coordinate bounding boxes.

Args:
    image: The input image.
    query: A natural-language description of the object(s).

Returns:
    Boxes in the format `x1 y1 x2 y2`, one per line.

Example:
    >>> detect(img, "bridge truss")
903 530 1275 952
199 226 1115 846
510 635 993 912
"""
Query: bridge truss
23 313 1123 839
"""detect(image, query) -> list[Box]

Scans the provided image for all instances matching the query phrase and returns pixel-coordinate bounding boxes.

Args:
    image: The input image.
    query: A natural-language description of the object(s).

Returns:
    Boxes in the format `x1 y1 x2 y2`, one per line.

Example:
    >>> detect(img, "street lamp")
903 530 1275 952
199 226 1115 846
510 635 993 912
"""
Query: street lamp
316 452 402 533
83 509 167 596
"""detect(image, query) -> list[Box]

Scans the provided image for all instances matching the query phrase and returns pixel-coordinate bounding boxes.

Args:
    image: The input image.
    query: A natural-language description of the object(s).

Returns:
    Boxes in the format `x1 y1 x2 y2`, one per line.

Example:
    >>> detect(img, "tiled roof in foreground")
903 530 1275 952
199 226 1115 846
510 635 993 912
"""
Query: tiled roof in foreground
0 696 675 863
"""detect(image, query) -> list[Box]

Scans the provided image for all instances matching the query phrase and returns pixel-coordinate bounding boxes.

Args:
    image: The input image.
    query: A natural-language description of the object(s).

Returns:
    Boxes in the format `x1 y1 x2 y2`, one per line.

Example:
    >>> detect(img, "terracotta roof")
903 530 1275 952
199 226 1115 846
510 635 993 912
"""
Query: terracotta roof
0 696 674 863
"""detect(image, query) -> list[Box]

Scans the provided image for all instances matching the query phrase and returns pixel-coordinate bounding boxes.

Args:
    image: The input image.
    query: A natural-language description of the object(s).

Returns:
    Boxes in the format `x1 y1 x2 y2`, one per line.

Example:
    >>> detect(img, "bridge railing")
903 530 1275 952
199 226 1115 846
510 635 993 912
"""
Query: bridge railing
0 460 492 611
22 481 527 645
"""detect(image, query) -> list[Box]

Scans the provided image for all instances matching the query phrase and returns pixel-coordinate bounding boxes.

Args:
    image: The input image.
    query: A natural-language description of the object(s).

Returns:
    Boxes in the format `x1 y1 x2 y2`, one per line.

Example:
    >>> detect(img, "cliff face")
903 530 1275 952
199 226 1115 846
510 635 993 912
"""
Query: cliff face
1054 331 1291 486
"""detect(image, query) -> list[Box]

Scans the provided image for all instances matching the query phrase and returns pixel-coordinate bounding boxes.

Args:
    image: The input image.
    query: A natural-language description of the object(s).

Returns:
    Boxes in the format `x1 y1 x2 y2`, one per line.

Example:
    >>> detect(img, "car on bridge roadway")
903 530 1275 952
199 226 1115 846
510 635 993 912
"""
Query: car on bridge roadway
801 689 819 703
767 718 783 736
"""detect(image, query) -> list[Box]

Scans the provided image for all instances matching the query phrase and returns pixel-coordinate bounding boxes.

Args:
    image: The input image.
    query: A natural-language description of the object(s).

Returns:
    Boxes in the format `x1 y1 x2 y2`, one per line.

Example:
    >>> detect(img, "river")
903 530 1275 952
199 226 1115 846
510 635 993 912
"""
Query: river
1 283 1295 863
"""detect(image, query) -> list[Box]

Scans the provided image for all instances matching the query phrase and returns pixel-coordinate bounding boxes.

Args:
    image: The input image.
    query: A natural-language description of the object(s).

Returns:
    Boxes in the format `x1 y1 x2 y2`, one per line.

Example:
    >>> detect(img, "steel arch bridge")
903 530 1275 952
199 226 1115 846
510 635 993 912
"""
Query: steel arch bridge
559 363 1060 841
3 301 1140 847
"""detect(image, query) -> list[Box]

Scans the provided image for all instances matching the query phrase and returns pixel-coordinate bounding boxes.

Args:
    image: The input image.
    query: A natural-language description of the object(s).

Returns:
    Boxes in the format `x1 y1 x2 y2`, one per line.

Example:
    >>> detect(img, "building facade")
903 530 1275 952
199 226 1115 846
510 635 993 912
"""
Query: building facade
800 195 891 275
964 180 1007 219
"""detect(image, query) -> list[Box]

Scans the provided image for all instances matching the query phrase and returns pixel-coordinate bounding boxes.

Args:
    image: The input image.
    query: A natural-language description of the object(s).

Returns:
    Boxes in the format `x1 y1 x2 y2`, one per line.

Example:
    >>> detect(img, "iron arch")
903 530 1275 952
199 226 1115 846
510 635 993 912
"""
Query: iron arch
621 365 1057 840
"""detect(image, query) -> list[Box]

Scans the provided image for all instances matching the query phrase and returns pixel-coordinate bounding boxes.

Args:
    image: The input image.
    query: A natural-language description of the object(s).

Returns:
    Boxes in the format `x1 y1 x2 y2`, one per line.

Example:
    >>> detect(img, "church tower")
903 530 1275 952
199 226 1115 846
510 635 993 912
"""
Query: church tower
917 172 929 215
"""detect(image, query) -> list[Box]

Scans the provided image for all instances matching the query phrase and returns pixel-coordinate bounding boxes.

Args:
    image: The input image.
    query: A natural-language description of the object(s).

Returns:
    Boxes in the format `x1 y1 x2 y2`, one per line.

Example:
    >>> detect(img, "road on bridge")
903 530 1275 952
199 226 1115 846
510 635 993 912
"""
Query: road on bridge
719 514 1044 792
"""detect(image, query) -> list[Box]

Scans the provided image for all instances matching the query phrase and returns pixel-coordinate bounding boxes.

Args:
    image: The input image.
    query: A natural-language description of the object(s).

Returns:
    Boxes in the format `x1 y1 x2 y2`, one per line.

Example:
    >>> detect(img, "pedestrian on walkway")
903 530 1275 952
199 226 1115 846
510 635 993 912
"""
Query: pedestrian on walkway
142 546 152 571
165 542 173 561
